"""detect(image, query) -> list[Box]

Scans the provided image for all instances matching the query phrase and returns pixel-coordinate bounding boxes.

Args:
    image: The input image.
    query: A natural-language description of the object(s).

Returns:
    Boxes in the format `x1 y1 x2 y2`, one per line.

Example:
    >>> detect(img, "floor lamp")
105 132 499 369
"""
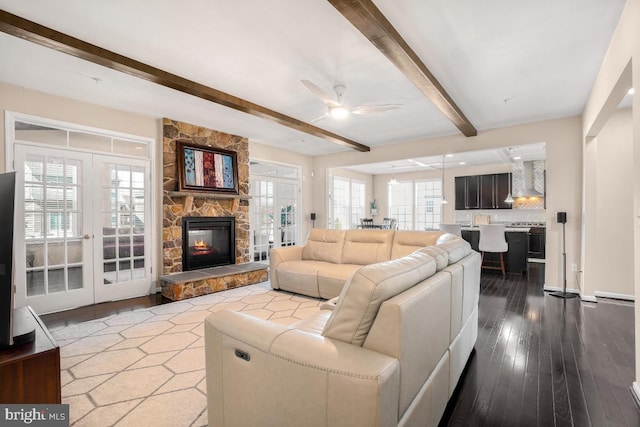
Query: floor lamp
550 211 577 299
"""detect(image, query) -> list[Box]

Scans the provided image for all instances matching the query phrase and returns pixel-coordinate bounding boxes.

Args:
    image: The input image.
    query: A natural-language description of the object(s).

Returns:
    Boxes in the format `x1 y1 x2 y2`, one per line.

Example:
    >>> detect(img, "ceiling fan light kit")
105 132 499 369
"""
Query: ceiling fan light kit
330 105 350 120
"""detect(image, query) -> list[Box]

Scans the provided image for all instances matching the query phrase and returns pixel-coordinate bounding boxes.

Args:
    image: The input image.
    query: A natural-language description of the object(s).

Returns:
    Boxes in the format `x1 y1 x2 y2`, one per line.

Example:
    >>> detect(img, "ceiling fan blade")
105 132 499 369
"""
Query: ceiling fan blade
351 104 402 115
310 113 329 123
301 79 340 107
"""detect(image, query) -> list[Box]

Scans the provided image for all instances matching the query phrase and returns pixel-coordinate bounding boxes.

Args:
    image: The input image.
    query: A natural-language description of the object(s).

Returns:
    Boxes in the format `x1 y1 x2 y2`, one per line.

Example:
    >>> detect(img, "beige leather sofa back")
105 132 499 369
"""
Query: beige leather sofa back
342 229 395 265
302 229 346 263
390 230 443 259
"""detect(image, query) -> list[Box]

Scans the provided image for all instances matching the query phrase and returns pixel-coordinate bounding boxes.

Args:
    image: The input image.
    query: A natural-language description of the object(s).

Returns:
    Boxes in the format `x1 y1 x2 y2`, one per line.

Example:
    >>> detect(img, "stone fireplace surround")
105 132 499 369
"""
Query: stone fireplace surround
161 118 267 300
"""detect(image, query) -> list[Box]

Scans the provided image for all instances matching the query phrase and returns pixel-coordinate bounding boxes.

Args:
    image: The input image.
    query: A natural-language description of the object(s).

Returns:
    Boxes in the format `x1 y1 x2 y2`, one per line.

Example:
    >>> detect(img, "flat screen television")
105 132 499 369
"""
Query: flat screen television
0 171 35 349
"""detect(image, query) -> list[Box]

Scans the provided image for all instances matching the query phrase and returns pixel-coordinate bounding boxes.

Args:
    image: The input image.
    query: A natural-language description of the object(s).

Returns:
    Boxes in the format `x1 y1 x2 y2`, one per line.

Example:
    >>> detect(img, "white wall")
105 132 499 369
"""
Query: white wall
249 141 314 241
581 0 640 393
313 116 583 291
585 108 634 298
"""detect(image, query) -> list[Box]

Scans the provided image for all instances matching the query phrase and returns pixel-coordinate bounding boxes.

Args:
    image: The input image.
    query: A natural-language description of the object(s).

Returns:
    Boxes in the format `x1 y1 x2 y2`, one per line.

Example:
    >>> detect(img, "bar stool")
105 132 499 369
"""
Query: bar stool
439 223 462 237
478 224 508 276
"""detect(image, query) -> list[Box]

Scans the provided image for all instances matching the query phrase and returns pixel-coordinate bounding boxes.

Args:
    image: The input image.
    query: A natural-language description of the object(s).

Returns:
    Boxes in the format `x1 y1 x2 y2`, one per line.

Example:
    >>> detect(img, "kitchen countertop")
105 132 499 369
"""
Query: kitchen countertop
461 226 541 233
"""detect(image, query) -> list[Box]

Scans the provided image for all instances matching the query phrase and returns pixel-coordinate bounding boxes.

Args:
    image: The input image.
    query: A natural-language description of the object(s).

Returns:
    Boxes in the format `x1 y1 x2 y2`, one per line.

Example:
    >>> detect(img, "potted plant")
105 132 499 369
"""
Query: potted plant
370 199 378 215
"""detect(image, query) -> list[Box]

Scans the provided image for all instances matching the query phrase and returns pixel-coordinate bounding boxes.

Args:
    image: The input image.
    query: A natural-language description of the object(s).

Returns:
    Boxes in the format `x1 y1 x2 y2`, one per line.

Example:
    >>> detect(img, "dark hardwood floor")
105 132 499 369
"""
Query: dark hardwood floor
41 293 167 329
441 264 640 427
41 264 639 426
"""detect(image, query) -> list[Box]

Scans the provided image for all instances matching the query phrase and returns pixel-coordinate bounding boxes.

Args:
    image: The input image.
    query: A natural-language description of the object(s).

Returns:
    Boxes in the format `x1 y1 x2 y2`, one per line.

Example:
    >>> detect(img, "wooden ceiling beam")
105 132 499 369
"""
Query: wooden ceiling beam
327 0 477 137
0 10 370 152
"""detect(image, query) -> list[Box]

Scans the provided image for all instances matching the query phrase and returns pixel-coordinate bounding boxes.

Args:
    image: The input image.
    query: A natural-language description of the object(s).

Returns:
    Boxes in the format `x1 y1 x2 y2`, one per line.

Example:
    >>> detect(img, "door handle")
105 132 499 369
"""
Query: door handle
83 234 91 240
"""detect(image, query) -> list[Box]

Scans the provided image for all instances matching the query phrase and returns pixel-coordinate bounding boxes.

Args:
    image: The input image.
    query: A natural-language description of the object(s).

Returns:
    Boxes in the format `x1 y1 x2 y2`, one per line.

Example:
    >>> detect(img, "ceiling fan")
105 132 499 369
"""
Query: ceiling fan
301 79 402 121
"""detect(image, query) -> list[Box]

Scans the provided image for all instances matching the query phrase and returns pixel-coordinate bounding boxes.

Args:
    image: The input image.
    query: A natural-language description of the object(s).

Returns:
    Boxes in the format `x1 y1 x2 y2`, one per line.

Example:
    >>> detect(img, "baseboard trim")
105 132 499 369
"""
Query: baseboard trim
594 291 634 302
580 295 597 303
632 382 640 407
543 284 581 294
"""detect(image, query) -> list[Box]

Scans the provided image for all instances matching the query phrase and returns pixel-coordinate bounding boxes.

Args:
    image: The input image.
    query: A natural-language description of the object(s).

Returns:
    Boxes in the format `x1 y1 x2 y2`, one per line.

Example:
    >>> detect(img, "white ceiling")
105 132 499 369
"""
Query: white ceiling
0 0 628 156
344 142 546 175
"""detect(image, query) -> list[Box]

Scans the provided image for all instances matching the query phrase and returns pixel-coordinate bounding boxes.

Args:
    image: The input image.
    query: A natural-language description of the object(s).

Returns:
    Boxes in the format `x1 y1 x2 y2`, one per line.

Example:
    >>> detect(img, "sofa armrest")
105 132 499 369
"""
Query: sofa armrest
269 245 304 289
205 310 400 427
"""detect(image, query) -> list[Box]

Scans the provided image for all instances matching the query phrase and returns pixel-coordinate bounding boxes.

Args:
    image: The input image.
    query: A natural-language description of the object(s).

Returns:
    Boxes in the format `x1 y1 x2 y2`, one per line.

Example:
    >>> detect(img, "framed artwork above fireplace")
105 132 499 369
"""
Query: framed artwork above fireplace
176 141 239 194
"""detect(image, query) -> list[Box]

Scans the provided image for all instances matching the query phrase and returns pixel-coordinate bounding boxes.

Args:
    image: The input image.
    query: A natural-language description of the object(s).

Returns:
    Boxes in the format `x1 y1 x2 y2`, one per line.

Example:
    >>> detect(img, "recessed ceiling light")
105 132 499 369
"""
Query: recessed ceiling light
513 156 522 160
408 159 428 167
459 161 466 165
445 154 454 158
630 88 635 95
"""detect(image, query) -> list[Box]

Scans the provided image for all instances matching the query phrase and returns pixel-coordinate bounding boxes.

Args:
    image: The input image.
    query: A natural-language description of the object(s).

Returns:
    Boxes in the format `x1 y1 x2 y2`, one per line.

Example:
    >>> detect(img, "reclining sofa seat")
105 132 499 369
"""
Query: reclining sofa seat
205 232 480 427
269 229 448 299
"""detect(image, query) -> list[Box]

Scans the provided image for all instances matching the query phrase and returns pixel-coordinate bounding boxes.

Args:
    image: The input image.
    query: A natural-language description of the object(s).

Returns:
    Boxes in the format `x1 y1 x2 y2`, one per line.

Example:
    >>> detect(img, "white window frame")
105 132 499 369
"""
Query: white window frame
388 178 443 230
329 175 366 230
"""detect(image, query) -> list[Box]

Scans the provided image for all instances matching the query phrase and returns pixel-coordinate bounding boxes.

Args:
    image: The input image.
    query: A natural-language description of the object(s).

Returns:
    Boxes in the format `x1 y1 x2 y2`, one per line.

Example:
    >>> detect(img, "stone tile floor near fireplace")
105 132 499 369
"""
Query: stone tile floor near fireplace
48 282 323 426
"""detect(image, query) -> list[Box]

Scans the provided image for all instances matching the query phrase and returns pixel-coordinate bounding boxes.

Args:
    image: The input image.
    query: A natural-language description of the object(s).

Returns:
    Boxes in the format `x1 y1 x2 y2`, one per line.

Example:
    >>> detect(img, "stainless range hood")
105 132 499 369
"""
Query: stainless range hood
514 161 543 197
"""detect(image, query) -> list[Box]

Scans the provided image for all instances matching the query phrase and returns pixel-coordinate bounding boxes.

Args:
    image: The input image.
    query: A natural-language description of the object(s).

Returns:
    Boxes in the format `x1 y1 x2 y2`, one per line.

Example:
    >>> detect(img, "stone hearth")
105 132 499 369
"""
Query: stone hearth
160 263 268 301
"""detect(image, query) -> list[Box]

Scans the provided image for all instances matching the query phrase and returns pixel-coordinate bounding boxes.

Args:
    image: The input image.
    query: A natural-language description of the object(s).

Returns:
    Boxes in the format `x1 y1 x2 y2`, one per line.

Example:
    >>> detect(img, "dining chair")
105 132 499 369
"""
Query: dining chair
382 217 397 230
360 218 374 229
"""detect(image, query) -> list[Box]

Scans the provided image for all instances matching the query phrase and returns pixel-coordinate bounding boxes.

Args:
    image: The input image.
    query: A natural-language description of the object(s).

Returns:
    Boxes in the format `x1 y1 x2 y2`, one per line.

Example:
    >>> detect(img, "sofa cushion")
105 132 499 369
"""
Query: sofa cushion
341 230 394 265
390 230 443 259
302 229 347 264
317 263 362 299
435 235 472 264
322 250 437 346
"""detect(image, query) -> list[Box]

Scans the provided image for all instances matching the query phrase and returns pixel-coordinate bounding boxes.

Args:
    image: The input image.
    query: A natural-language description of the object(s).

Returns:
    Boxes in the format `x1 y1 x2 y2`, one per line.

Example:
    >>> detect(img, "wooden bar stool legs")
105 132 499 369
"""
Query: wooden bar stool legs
481 251 506 277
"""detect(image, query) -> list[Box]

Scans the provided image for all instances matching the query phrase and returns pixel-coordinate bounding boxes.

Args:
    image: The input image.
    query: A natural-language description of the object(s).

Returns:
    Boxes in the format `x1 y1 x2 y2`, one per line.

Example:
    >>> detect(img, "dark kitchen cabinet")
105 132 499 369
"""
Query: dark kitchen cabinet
454 176 480 210
461 230 479 251
457 173 511 210
506 231 527 274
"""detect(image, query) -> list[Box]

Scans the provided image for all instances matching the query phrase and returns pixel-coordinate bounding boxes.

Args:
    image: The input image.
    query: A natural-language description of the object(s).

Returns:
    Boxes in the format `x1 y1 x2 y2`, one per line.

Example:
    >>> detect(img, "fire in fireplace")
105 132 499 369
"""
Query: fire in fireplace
182 216 235 271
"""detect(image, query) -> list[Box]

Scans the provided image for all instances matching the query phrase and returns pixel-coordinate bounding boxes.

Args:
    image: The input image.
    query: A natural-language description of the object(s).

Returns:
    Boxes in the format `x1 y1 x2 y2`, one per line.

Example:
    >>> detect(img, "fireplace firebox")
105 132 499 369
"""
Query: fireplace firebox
182 217 235 271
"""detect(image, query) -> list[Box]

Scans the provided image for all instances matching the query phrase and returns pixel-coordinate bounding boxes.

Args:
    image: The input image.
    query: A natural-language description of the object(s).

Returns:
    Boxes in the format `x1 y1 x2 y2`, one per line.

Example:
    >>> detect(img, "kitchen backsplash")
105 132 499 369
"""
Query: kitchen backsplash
455 209 545 225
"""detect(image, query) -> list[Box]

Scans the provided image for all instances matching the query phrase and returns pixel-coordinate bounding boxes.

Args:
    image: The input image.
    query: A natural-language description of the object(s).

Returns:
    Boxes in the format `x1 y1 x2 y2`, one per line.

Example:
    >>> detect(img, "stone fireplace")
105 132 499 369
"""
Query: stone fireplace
161 119 267 301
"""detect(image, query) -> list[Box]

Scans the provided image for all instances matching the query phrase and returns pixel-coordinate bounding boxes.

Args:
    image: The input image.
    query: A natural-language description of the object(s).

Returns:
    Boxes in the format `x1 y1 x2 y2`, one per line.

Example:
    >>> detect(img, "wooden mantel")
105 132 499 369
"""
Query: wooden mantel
166 191 251 201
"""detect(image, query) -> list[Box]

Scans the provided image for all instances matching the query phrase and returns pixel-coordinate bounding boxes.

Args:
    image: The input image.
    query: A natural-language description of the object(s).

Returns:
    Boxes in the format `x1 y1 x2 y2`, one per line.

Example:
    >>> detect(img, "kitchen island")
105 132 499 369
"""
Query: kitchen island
461 227 532 274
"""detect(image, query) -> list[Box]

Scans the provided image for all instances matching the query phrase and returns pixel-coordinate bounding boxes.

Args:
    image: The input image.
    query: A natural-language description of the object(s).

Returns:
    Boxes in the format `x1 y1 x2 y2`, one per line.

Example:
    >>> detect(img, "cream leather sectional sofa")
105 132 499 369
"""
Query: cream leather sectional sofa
204 229 480 426
269 228 470 299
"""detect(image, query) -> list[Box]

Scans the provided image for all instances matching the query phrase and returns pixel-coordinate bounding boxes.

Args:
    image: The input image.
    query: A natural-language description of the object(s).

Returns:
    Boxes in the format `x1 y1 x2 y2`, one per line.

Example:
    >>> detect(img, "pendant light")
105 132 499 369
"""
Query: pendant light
504 150 514 203
389 165 398 185
441 154 448 204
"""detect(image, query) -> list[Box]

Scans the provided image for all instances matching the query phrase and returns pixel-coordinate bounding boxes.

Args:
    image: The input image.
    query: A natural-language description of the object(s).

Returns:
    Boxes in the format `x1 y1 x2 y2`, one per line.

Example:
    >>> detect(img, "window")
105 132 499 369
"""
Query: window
389 179 443 230
330 176 366 229
388 181 413 230
416 180 443 230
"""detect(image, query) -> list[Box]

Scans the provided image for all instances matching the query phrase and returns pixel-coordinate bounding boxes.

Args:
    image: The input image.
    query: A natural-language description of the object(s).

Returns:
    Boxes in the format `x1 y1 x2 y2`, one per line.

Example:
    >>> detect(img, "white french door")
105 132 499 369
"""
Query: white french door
250 162 301 263
13 145 151 314
92 155 151 304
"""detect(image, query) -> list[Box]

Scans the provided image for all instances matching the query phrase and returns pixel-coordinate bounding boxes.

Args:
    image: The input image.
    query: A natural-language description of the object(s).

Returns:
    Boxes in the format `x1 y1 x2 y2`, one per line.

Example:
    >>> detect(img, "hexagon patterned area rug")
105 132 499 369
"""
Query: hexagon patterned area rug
49 282 323 426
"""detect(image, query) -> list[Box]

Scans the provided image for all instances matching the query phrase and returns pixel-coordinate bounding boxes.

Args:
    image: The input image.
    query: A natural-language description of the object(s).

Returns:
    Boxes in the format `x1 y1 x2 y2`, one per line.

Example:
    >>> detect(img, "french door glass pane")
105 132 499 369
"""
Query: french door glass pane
101 163 146 283
27 271 45 296
24 153 85 297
